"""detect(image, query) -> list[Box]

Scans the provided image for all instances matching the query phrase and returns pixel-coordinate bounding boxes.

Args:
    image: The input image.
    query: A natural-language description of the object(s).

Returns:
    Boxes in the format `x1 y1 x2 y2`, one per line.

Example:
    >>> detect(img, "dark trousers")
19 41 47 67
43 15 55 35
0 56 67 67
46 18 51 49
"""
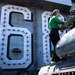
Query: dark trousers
50 28 60 61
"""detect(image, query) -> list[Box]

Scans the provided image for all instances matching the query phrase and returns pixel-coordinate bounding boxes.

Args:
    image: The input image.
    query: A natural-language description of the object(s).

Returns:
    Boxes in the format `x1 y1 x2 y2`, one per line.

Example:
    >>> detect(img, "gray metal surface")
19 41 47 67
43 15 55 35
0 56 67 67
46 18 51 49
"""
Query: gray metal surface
0 1 74 75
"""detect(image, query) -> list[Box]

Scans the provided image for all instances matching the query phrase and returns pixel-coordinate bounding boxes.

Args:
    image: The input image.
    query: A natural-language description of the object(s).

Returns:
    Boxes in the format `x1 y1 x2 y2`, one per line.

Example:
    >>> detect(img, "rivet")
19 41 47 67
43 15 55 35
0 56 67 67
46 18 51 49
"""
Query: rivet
1 48 4 50
3 25 5 27
1 58 3 60
27 17 29 19
47 35 48 37
44 20 46 22
13 63 16 65
26 54 29 56
23 62 25 64
27 13 29 15
45 40 47 42
45 48 48 50
3 62 6 64
27 45 29 47
47 31 49 33
44 25 46 27
24 10 26 12
45 44 47 46
16 8 19 10
27 36 29 38
47 60 49 61
2 38 4 41
46 13 48 15
27 50 29 52
18 63 21 65
8 64 10 66
26 32 28 34
46 56 48 58
8 7 10 9
4 13 6 16
3 34 5 36
12 7 14 9
1 53 3 55
13 29 15 31
26 59 29 61
46 52 48 54
8 29 10 31
21 9 23 10
3 21 6 23
4 9 7 11
3 29 5 31
45 37 47 38
44 16 46 18
27 41 29 43
45 29 46 31
17 30 20 31
1 43 4 45
4 17 6 19
22 31 24 33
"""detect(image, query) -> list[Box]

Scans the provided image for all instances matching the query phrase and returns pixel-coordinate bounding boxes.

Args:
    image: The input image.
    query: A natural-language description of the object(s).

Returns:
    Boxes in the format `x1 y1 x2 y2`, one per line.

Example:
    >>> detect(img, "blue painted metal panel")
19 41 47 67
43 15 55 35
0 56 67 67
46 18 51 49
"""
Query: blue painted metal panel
0 1 73 75
45 0 72 6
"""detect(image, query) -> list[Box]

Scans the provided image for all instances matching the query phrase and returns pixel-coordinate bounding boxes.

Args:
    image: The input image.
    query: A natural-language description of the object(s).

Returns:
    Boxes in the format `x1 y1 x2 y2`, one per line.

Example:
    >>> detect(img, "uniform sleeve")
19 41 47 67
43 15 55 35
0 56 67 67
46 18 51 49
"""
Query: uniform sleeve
54 16 65 24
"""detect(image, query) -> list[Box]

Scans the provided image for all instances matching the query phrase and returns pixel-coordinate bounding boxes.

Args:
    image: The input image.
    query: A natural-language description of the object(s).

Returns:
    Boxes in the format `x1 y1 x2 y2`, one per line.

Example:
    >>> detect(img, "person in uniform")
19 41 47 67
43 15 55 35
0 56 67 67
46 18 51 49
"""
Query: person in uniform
48 9 65 62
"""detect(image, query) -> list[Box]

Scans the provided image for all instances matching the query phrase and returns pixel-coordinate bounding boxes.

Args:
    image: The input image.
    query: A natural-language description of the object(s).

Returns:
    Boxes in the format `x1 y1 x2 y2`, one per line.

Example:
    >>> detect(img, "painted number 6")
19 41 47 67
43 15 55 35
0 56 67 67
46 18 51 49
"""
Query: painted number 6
0 5 32 69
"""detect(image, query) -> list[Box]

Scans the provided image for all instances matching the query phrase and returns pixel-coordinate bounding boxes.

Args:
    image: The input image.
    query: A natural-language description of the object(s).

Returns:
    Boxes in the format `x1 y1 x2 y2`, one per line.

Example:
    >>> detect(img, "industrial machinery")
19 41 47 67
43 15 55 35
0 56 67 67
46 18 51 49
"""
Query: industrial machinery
38 10 75 75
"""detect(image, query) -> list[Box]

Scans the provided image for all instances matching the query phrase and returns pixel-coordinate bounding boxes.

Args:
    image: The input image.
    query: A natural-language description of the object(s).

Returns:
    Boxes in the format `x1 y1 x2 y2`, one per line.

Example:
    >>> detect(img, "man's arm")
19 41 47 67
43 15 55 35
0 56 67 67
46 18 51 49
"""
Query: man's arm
54 16 65 24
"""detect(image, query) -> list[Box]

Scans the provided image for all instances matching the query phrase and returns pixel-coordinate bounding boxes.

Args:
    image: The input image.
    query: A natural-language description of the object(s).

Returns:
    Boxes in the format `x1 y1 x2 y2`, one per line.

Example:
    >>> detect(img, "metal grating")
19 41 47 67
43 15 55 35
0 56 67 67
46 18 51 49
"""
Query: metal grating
52 71 75 75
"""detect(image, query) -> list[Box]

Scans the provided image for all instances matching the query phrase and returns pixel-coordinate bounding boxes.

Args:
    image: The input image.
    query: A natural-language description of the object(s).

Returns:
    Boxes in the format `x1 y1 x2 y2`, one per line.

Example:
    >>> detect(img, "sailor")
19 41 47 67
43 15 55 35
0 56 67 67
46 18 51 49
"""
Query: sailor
48 9 65 62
